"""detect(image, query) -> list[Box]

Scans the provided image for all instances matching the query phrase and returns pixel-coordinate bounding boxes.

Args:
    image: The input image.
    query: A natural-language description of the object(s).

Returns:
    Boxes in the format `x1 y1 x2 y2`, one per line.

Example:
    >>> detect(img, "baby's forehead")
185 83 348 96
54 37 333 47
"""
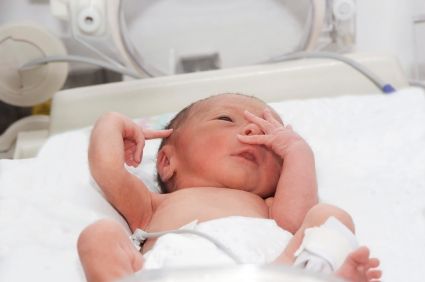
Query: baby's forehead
190 94 281 122
195 94 266 112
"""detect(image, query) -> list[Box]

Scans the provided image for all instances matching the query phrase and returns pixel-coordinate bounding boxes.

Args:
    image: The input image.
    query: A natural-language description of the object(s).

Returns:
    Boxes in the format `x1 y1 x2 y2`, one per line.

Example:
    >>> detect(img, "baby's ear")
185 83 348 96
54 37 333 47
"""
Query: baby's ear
156 145 175 182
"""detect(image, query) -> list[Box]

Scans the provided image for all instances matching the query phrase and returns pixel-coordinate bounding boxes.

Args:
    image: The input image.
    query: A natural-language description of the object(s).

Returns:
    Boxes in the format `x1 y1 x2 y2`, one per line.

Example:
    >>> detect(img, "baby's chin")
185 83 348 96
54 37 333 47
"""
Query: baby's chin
226 180 275 199
237 176 277 198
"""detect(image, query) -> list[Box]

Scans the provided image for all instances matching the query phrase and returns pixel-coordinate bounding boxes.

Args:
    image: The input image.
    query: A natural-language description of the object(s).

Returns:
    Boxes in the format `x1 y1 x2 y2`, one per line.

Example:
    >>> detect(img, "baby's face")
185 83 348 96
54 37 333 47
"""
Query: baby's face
170 94 282 197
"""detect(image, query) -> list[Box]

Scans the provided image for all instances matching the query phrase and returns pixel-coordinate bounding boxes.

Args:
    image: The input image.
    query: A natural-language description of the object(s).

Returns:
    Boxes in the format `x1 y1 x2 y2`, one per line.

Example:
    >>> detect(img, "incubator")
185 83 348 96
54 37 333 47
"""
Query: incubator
48 0 357 77
0 0 357 158
1 3 425 282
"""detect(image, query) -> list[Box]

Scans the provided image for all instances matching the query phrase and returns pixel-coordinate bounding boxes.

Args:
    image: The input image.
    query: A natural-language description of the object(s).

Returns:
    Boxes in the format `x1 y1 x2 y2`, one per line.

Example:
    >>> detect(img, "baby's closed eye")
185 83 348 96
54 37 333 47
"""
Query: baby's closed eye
217 115 233 122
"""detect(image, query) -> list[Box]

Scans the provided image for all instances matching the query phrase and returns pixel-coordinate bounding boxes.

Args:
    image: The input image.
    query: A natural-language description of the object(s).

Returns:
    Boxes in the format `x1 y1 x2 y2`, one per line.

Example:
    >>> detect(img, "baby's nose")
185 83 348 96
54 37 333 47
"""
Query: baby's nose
241 123 262 136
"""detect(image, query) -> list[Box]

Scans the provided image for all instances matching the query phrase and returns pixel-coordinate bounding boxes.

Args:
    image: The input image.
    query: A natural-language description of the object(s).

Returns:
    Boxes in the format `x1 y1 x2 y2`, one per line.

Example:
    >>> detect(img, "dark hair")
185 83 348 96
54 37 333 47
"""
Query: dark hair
155 93 269 193
156 100 198 193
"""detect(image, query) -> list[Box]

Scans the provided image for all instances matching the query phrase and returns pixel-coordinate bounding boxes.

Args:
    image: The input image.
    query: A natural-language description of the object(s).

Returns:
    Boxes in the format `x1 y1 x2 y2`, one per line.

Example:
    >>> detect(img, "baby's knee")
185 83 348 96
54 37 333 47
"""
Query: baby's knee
78 219 125 253
304 203 355 233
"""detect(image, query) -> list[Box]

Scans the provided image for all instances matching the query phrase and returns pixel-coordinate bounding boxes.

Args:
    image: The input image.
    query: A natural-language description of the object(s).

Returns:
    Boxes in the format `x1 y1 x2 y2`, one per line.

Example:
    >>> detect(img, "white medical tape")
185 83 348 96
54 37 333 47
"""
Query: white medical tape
294 216 358 272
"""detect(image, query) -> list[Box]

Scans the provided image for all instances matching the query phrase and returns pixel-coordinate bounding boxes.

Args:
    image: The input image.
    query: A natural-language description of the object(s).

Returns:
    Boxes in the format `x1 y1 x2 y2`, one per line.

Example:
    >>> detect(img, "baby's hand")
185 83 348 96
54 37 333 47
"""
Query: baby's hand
124 127 172 167
237 109 309 158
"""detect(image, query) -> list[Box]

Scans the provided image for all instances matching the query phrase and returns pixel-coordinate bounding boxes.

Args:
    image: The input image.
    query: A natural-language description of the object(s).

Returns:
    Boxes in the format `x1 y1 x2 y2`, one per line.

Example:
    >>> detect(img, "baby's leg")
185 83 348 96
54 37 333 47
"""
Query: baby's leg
274 203 381 282
275 203 355 264
77 219 144 282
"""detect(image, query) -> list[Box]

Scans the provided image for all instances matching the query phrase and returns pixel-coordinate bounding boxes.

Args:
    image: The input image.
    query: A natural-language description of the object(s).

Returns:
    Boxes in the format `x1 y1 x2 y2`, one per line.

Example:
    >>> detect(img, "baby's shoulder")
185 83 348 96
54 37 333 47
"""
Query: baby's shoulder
150 192 169 209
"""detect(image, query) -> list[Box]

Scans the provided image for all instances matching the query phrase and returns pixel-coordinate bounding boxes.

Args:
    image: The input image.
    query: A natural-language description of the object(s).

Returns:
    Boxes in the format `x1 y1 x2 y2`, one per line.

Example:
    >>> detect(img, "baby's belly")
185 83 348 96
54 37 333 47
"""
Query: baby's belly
143 187 271 251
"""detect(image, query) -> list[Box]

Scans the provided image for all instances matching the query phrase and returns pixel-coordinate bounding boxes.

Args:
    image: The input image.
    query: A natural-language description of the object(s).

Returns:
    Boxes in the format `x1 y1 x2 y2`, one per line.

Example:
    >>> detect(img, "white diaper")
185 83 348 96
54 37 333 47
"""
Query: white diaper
138 216 293 270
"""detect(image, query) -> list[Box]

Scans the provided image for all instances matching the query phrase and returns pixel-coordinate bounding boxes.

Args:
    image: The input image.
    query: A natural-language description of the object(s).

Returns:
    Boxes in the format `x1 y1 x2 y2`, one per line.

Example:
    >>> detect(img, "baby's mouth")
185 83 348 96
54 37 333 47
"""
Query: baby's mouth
236 151 258 164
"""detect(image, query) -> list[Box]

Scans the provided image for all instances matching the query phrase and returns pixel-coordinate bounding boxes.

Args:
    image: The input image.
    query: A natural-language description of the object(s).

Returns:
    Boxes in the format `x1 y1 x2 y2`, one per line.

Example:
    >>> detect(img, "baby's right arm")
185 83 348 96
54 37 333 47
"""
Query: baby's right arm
88 112 172 231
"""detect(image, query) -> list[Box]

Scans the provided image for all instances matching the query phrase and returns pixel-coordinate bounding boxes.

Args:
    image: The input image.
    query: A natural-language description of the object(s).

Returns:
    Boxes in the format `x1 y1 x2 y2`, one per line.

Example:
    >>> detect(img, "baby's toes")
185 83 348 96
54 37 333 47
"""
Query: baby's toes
369 258 380 268
367 269 382 281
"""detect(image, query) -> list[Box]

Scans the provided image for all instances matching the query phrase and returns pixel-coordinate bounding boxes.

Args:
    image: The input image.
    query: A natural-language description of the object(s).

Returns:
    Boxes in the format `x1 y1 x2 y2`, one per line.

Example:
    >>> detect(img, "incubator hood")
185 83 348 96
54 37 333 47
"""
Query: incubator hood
0 0 356 107
50 0 356 77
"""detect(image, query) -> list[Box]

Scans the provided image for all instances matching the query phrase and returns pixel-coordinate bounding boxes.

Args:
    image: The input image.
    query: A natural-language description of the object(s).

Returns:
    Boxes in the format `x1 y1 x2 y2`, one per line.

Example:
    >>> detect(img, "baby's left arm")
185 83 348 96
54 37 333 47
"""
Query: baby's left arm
237 109 318 234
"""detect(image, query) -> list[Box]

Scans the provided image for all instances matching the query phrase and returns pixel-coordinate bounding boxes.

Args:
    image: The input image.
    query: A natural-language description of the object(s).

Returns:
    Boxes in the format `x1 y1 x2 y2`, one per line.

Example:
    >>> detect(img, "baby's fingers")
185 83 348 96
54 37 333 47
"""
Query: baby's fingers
124 140 141 167
237 134 271 146
244 110 273 132
262 108 284 126
124 139 144 167
144 128 173 140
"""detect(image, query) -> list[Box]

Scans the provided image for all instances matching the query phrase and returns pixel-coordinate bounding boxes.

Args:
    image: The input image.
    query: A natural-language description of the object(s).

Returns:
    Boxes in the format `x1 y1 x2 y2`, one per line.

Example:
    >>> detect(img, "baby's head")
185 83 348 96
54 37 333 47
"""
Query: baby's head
156 93 283 197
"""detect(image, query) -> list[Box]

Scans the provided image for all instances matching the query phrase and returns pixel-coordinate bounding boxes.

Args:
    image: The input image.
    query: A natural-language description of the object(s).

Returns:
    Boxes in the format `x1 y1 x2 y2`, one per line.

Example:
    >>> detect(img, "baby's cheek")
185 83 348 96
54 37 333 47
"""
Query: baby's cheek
272 152 283 169
270 158 282 186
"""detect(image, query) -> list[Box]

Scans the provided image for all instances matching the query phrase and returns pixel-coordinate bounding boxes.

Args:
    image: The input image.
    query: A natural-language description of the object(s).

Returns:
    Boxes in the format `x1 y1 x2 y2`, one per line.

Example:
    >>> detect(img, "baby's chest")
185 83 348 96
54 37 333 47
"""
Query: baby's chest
149 189 270 231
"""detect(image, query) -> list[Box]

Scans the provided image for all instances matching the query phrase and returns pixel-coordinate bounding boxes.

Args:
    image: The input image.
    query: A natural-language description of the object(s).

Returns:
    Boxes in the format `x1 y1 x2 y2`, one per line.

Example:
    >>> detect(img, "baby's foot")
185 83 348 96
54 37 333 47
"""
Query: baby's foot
336 246 381 282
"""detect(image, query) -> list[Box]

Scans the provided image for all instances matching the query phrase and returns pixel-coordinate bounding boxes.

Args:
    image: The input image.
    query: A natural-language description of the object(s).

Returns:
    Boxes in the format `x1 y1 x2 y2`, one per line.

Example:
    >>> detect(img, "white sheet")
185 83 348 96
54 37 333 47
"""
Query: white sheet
1 88 425 281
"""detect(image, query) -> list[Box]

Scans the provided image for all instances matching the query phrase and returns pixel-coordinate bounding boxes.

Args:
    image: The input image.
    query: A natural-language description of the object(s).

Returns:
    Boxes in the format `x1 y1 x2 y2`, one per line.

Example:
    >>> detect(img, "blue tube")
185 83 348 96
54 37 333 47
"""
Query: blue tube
382 84 396 94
